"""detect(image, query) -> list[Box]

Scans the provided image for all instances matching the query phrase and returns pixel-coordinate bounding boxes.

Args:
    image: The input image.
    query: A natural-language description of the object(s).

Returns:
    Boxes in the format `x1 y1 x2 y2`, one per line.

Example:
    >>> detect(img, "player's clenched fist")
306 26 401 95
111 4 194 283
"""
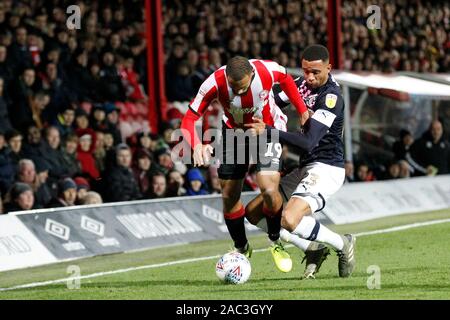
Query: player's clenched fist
193 144 214 166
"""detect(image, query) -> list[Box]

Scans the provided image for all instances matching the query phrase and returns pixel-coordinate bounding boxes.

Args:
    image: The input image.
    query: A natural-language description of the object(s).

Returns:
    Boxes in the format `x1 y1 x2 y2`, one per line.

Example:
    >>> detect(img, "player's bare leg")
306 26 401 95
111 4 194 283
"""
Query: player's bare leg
245 172 290 272
220 178 252 257
256 172 283 242
282 197 356 278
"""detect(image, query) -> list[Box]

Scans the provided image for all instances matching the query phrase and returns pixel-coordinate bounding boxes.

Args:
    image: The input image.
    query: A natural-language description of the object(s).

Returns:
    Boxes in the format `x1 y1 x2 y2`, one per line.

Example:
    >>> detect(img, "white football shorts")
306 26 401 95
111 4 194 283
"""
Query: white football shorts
279 162 345 213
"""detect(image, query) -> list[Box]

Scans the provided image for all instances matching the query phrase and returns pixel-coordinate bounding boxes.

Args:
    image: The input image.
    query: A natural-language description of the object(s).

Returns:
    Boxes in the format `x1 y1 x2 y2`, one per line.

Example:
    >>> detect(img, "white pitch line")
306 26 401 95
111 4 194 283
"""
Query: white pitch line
1 218 450 292
353 218 450 237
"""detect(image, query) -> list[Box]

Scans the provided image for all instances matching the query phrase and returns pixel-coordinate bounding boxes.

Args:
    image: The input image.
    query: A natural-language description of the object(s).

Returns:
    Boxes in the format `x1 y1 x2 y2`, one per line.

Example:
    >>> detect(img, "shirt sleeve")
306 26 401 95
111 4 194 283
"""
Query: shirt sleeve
261 60 307 114
272 77 302 109
181 73 218 149
267 90 342 152
267 118 329 152
189 73 218 116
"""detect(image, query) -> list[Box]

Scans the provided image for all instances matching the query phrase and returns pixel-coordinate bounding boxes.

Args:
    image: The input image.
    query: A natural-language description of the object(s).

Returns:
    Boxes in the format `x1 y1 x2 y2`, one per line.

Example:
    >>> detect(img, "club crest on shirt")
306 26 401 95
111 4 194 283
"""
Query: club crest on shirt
325 93 337 108
259 90 269 101
304 94 318 108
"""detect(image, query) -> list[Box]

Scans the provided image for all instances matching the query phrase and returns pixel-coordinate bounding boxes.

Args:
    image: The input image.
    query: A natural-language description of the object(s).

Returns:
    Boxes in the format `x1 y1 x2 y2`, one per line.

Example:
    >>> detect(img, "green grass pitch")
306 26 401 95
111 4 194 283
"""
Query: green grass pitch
1 209 450 300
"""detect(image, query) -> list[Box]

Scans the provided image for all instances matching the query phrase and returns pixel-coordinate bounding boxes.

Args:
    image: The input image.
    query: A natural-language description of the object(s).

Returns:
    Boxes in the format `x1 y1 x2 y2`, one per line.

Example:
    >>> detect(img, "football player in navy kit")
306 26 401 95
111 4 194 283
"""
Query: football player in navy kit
245 44 356 279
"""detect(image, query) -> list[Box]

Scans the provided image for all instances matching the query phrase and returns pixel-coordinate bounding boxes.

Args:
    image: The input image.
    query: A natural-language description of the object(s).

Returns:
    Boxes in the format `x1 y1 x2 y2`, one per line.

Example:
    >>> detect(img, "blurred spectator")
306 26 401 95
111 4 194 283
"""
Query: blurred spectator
61 133 82 178
38 126 71 181
344 160 355 183
155 146 187 175
93 130 106 172
74 108 90 130
0 131 15 195
8 26 34 75
148 172 167 199
0 45 14 86
104 103 122 144
49 178 77 207
135 131 154 154
185 168 209 196
53 105 76 140
167 169 187 197
90 104 108 132
74 176 90 204
22 124 44 159
355 163 376 182
8 68 38 133
392 129 414 161
166 107 184 130
382 161 401 180
118 56 146 102
5 129 24 167
103 143 141 202
67 49 91 102
99 51 125 101
132 148 162 196
398 160 412 178
408 120 450 176
168 61 195 102
33 157 53 207
0 76 12 132
76 130 100 180
16 158 51 208
207 164 221 194
4 182 36 213
29 90 51 129
40 62 71 123
80 190 103 205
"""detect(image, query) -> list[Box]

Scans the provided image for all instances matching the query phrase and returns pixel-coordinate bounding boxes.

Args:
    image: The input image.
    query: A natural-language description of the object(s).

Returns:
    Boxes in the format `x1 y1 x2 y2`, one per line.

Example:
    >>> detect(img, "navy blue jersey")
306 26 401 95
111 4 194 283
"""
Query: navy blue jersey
272 74 345 168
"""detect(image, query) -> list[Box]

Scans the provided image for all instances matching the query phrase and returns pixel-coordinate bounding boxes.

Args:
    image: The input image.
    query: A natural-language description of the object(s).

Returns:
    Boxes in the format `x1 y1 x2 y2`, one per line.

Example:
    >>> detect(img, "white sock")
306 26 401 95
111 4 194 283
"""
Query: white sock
280 228 311 252
292 215 344 251
258 218 315 251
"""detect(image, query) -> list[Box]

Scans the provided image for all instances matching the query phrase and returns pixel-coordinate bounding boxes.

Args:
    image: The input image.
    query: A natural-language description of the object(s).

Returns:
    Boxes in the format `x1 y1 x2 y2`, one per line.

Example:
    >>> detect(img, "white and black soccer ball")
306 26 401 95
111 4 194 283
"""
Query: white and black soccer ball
215 252 251 284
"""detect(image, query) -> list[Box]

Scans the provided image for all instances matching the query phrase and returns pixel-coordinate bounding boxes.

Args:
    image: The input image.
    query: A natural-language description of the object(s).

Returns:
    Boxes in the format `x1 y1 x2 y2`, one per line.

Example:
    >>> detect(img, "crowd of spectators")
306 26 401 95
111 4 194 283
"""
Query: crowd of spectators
342 0 450 73
0 0 229 214
1 0 449 214
345 119 450 183
163 0 449 100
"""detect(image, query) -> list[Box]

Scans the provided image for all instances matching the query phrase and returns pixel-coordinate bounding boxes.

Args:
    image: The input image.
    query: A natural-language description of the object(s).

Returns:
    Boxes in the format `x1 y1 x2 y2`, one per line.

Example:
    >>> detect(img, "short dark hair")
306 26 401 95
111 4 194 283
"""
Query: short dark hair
301 44 330 62
5 129 22 141
226 56 253 81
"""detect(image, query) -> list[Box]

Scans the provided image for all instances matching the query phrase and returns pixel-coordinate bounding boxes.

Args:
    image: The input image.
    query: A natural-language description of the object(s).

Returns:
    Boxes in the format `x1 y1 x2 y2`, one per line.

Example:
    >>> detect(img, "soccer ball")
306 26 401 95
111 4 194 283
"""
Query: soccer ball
215 252 251 284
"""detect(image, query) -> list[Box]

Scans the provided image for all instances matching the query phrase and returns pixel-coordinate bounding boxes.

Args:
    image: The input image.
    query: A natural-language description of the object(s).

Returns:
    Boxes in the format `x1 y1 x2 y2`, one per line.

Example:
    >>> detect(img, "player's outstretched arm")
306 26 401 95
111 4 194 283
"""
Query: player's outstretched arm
180 109 213 167
180 72 218 167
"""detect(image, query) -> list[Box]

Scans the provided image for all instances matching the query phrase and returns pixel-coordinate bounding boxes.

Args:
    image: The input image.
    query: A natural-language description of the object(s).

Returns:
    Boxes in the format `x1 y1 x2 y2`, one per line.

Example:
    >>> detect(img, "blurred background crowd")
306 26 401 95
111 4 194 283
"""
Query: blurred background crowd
0 0 449 214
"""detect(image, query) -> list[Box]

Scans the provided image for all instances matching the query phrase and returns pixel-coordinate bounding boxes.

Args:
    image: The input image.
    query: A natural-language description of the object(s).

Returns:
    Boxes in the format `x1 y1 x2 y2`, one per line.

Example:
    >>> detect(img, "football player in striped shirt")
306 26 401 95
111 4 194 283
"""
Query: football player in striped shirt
181 56 309 272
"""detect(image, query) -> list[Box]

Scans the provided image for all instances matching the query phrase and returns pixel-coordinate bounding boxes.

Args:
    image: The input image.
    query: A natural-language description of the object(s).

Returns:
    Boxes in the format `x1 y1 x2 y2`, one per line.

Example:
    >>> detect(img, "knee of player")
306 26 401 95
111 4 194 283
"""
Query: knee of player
281 209 301 232
281 209 295 232
261 187 279 202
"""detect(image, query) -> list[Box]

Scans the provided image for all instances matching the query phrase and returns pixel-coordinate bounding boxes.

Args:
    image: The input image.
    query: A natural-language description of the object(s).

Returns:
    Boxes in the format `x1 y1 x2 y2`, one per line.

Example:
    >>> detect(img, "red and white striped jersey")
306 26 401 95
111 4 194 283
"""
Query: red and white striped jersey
189 59 289 130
